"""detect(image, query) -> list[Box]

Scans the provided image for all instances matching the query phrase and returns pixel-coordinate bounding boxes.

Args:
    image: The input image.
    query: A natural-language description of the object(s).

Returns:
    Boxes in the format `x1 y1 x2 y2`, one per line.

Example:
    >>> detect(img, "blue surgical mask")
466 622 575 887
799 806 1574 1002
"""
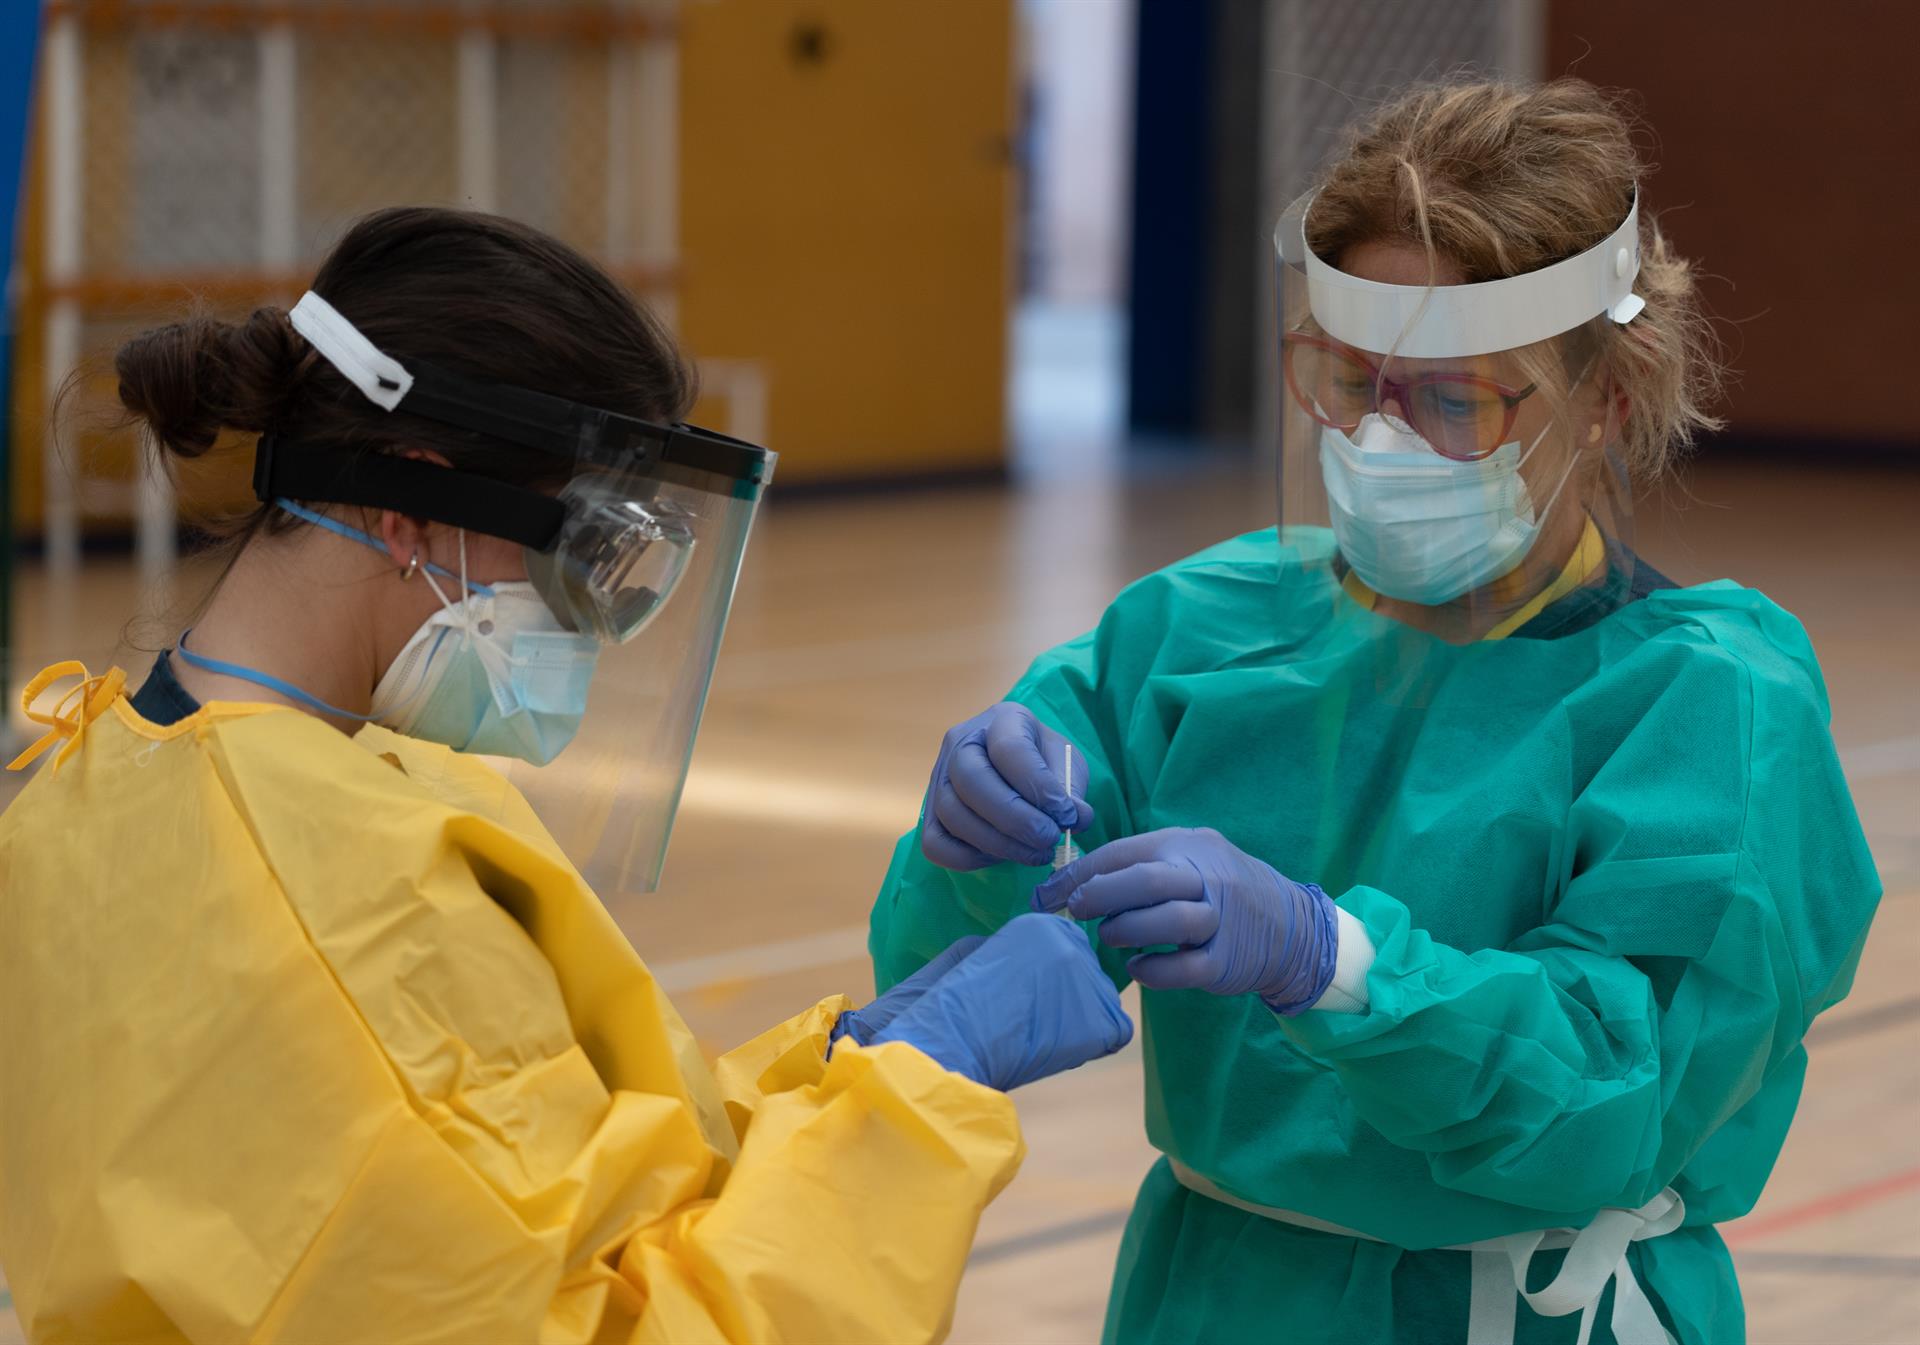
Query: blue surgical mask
1318 413 1576 606
373 578 600 765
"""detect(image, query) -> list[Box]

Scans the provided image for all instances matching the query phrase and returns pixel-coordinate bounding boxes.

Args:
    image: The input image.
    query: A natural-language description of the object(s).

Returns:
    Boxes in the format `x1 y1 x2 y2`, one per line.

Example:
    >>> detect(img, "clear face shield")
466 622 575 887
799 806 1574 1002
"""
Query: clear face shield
506 455 768 897
1272 190 1644 645
271 291 774 895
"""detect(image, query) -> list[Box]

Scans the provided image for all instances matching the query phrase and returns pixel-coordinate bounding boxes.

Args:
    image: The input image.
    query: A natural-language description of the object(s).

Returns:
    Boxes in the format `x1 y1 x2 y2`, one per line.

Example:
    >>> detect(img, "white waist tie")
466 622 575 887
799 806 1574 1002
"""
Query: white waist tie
1169 1159 1683 1345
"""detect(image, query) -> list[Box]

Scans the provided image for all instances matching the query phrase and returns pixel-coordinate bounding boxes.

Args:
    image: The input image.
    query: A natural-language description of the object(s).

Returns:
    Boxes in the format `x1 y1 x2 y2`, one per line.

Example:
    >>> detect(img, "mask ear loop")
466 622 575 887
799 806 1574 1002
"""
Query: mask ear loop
443 529 519 697
373 535 464 730
1496 348 1605 537
418 530 489 613
372 531 502 732
1513 351 1602 474
419 555 458 612
1523 442 1584 529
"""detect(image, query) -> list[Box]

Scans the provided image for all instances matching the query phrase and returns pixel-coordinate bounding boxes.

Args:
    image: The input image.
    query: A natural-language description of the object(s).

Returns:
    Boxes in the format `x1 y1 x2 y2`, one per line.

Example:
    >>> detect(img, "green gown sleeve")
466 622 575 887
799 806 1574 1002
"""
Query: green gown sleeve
869 630 1137 993
1281 608 1882 1218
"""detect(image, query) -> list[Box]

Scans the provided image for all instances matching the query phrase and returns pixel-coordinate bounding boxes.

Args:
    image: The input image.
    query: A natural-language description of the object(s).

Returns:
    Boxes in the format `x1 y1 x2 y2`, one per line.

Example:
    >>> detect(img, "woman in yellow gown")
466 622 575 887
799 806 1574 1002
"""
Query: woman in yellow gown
0 207 1130 1344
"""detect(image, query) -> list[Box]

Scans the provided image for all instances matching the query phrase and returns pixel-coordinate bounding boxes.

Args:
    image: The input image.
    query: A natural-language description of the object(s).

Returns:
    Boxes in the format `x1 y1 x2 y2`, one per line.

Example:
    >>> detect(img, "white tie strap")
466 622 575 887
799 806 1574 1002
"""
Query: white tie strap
1463 1188 1684 1345
1170 1159 1682 1345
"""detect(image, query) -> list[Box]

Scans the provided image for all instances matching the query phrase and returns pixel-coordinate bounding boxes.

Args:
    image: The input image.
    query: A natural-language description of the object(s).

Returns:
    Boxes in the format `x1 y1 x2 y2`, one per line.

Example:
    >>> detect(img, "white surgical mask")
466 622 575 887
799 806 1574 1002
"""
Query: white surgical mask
371 534 601 765
1318 413 1577 606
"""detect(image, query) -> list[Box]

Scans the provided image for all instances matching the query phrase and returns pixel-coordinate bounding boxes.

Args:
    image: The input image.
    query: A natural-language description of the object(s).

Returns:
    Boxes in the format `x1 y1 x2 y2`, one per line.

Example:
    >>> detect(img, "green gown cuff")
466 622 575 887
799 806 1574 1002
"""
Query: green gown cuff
1277 886 1428 1051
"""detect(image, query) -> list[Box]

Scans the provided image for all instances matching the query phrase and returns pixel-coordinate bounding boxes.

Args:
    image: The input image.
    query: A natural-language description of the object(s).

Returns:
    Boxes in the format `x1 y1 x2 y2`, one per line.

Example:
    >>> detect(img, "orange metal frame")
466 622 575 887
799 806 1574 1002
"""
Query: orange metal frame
35 264 678 310
43 2 676 41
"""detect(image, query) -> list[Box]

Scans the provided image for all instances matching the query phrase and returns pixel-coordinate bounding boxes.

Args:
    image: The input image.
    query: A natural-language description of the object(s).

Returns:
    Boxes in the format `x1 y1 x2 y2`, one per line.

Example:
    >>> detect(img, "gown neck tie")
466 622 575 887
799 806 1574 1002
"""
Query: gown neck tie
8 661 129 774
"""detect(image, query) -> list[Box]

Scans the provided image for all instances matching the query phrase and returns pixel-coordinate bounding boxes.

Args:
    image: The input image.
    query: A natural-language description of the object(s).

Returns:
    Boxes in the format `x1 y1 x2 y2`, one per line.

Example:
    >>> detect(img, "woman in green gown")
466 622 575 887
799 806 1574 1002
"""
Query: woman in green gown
869 79 1880 1344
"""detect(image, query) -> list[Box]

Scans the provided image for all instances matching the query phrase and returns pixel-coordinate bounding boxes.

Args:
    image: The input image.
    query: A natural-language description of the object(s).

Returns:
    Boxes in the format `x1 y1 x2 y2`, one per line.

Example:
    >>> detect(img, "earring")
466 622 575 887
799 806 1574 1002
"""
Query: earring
401 551 421 581
1587 423 1603 444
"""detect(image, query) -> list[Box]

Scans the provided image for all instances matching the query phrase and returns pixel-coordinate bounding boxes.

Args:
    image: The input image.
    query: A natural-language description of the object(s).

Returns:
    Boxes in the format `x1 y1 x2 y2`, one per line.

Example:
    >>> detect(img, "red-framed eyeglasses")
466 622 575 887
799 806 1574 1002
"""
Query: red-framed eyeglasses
1281 330 1539 461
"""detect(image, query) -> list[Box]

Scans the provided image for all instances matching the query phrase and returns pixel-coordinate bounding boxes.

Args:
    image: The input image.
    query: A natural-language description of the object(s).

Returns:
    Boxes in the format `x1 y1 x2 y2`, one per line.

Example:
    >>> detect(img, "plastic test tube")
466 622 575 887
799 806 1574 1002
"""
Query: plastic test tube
1052 742 1080 872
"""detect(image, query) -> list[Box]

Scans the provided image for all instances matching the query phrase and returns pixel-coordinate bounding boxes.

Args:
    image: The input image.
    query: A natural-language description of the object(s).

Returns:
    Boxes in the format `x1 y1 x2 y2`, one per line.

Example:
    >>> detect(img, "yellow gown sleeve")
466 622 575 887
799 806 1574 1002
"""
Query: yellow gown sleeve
615 1036 1025 1345
710 995 852 1144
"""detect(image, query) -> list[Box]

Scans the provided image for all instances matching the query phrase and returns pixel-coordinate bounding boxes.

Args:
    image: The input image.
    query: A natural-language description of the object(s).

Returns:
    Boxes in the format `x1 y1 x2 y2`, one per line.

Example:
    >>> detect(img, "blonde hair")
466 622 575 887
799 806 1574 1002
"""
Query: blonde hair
1305 79 1724 479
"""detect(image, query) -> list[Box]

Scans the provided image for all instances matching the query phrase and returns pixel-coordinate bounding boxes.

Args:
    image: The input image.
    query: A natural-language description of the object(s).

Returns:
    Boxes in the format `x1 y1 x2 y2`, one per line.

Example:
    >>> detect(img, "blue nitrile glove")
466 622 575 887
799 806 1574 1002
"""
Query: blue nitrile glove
1033 828 1339 1015
831 935 987 1049
871 913 1134 1090
920 702 1094 871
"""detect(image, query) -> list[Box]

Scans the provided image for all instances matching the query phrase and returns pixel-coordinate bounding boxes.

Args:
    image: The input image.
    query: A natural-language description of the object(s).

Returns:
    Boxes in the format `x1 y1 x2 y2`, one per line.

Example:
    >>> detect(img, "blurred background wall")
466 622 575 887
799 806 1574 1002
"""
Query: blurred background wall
1540 0 1915 451
4 0 1915 566
677 0 1013 485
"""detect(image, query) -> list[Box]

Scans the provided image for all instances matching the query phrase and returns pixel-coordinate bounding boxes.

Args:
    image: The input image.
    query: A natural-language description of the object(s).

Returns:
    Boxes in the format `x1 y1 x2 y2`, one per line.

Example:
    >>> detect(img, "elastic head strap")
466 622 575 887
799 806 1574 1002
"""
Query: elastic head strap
253 434 566 550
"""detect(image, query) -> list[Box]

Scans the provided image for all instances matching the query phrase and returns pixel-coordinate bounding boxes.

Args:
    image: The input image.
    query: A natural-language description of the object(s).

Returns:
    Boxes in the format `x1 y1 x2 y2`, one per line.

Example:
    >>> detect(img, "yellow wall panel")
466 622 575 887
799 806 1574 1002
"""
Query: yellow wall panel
678 0 1014 482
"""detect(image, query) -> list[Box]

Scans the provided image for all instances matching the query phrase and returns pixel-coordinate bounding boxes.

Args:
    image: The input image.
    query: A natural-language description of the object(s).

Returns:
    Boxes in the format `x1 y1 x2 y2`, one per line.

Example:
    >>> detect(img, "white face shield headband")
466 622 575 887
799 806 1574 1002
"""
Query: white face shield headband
1273 188 1647 359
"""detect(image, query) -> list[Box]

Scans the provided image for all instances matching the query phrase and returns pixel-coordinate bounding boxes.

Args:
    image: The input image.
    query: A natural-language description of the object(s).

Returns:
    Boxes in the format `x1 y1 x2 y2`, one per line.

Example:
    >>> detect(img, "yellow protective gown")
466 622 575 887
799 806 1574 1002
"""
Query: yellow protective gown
0 666 1024 1345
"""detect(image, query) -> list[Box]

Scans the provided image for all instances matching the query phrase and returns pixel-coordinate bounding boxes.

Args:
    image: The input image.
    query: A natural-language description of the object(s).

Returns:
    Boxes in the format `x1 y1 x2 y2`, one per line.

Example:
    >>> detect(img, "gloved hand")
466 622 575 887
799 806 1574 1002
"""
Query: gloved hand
920 702 1094 871
1033 828 1339 1015
831 935 987 1049
872 913 1134 1090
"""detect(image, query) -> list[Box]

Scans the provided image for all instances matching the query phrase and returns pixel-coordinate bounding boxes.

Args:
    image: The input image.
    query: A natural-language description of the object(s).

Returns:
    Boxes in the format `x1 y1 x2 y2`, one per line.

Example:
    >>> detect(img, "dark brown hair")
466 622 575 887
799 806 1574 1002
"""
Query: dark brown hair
114 206 695 537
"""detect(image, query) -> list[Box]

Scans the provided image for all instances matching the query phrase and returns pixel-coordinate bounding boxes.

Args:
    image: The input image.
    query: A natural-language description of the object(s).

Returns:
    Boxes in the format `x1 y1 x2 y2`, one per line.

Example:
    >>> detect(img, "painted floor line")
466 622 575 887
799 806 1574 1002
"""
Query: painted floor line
1723 1166 1920 1248
678 765 918 834
970 1208 1132 1268
1734 1250 1920 1278
649 923 873 995
711 622 1011 693
1839 733 1920 782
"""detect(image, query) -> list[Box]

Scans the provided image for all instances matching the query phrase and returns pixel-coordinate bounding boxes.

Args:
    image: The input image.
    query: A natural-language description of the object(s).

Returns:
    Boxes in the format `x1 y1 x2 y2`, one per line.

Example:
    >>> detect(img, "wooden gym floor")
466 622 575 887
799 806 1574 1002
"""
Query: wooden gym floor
2 454 1915 1343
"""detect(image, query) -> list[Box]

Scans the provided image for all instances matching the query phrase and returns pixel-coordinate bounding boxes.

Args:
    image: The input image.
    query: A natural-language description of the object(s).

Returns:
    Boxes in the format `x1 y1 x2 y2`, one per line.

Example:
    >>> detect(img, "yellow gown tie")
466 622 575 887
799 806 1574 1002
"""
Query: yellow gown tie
7 660 129 773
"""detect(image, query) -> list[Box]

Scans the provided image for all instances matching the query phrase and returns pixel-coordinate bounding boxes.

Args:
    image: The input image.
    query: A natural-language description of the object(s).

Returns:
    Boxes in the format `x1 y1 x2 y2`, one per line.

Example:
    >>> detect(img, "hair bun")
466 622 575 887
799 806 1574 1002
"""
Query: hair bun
115 306 307 460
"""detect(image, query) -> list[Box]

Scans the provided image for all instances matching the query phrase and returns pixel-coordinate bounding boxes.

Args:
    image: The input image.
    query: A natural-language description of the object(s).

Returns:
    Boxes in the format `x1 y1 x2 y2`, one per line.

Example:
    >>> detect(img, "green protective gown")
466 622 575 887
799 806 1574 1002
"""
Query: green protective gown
869 528 1881 1345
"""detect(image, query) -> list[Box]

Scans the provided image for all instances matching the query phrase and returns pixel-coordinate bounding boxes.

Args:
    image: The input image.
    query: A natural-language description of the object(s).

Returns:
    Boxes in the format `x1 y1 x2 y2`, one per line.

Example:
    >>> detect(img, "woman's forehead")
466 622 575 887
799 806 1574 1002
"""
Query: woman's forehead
1337 238 1467 288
